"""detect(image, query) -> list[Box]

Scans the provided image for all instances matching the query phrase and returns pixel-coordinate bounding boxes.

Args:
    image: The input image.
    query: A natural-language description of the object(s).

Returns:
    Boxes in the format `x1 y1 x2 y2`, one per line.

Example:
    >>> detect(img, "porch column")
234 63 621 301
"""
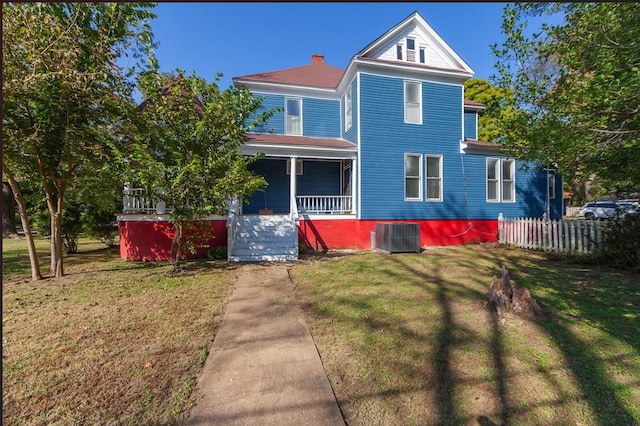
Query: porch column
351 158 357 214
290 156 297 213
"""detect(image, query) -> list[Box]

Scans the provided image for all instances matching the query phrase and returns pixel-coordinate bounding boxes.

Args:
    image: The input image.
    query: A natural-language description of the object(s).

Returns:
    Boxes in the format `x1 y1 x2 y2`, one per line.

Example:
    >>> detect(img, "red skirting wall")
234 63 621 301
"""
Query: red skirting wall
119 217 498 261
118 219 227 261
298 219 498 250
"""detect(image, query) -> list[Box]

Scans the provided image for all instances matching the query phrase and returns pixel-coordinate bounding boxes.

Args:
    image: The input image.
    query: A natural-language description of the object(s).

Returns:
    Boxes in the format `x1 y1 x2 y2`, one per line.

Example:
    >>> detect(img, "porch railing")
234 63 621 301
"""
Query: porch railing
122 184 169 214
296 195 353 214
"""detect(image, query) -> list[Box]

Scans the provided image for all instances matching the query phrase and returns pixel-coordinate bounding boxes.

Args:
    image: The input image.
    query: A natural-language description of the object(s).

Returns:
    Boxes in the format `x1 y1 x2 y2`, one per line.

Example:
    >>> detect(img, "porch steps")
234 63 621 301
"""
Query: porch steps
229 215 298 262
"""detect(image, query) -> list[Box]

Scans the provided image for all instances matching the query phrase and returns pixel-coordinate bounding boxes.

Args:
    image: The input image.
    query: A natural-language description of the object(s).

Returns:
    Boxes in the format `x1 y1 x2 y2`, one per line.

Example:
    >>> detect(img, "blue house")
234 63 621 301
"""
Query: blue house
118 11 562 262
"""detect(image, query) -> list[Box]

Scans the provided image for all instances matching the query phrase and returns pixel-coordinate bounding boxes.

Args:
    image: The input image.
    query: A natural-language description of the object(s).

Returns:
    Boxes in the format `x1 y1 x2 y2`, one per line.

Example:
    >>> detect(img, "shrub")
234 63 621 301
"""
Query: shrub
593 214 640 271
207 245 227 260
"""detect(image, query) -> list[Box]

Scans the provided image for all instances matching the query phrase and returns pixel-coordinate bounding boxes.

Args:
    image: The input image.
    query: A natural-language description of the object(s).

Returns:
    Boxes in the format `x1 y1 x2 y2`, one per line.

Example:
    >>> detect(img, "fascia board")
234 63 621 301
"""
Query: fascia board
233 80 338 99
242 143 357 159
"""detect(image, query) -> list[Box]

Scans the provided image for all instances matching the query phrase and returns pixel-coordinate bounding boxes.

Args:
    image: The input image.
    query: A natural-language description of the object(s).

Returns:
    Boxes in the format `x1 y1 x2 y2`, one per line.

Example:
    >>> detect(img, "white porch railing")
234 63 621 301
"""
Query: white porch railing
498 214 605 254
297 195 353 214
122 184 168 214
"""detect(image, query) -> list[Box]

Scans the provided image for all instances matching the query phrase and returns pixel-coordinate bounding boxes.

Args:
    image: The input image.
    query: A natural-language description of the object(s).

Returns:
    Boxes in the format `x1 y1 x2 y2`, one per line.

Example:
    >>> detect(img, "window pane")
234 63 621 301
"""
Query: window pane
487 159 498 180
503 181 513 201
427 179 440 199
407 38 415 50
397 44 402 60
419 48 425 63
286 116 301 135
287 99 300 116
406 103 420 123
488 181 498 201
406 82 419 102
405 155 419 177
426 156 440 178
406 178 419 198
502 160 513 180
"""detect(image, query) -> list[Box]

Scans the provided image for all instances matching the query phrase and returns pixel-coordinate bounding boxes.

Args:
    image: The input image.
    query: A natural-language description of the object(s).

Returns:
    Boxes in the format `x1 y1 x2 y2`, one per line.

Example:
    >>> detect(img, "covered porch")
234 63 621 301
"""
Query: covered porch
241 133 358 217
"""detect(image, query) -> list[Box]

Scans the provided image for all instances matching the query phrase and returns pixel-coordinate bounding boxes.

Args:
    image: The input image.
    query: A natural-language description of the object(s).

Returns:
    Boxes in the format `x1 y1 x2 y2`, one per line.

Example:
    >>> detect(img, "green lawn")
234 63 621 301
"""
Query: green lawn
291 246 640 425
3 238 639 425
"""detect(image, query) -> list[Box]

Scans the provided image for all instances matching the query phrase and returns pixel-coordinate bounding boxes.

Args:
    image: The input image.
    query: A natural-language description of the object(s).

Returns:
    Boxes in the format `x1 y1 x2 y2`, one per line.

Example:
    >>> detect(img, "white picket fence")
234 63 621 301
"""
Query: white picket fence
498 215 605 254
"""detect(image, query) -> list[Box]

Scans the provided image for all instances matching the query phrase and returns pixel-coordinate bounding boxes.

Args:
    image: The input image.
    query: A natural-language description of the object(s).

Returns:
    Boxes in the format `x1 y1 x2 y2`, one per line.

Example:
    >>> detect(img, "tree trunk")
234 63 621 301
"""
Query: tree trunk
487 265 546 320
3 181 18 237
172 222 183 272
50 210 64 278
2 168 42 280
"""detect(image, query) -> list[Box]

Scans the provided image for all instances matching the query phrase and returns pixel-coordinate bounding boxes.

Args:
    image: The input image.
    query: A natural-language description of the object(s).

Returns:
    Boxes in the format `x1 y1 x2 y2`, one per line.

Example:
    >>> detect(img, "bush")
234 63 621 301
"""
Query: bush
81 208 118 248
207 245 227 260
593 214 640 271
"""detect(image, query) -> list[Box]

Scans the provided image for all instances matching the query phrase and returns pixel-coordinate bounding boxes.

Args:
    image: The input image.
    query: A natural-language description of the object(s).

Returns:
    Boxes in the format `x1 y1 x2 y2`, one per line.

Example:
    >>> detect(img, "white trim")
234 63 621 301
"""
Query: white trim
502 159 516 203
345 84 353 131
404 80 422 125
486 157 500 202
404 153 423 201
425 154 443 202
486 157 516 203
242 144 356 160
234 80 338 98
286 158 304 175
548 173 556 200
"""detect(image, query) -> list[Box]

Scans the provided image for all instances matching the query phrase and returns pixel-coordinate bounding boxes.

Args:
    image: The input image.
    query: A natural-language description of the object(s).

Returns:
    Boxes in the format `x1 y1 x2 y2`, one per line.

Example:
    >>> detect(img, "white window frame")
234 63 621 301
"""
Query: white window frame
404 80 422 125
406 37 416 62
486 158 516 203
344 85 352 131
404 153 423 201
548 173 556 200
425 155 443 201
396 43 403 60
285 97 302 135
419 45 426 64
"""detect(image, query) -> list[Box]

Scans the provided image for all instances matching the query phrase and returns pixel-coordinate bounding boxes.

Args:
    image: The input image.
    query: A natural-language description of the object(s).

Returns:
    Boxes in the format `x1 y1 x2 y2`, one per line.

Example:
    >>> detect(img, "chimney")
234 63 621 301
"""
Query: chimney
311 54 324 64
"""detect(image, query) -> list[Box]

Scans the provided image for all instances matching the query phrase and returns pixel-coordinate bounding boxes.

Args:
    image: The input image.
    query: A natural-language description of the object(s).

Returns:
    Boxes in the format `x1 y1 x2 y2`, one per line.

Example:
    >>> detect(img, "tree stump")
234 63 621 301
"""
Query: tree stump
487 265 546 320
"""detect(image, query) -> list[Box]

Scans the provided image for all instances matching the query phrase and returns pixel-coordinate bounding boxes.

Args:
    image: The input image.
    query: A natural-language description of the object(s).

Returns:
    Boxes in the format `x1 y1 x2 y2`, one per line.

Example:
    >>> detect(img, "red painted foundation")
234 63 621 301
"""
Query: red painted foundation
298 219 498 251
118 219 227 261
119 217 498 261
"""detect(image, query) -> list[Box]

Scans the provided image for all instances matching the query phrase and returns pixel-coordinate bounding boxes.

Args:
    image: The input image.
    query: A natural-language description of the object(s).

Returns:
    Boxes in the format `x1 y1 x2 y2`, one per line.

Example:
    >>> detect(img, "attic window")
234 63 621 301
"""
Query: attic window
407 38 416 62
419 47 425 64
396 43 403 60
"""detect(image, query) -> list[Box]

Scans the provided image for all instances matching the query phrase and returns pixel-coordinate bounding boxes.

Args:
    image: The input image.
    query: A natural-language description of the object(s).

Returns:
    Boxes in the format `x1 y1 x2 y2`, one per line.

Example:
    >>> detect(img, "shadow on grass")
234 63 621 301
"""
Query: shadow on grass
294 247 638 424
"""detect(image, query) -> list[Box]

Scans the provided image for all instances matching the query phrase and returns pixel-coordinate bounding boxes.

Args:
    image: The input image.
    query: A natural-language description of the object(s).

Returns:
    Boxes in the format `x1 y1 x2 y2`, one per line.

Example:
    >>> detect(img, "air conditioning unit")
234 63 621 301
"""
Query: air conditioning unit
374 222 420 253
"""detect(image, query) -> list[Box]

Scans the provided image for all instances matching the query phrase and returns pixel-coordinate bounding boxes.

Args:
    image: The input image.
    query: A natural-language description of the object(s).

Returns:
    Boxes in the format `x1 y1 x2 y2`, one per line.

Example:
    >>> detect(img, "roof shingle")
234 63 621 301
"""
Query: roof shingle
234 62 344 89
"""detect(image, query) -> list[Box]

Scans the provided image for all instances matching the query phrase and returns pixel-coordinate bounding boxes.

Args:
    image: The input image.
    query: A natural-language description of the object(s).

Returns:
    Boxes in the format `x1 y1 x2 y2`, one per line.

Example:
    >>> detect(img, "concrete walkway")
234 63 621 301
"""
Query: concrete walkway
185 264 345 426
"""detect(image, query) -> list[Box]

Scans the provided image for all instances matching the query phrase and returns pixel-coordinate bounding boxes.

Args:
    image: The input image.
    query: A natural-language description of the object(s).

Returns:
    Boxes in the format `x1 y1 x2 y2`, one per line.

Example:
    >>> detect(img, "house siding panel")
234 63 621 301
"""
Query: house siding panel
245 159 290 214
297 160 341 196
464 111 477 140
359 73 466 220
251 93 285 134
303 98 340 138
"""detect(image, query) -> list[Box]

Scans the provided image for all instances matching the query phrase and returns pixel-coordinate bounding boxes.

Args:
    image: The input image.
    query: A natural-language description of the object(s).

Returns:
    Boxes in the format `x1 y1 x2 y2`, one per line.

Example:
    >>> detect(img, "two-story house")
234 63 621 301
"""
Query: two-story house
118 11 562 262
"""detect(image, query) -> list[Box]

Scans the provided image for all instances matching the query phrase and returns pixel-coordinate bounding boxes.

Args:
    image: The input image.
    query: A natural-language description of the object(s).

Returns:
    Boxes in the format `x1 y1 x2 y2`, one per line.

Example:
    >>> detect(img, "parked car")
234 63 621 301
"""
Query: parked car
579 202 619 220
616 202 639 217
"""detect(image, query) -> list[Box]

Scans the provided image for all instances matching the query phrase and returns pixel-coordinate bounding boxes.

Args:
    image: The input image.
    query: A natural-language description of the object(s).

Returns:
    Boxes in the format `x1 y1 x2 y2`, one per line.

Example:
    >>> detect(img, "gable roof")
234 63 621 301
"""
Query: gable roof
234 61 344 89
355 11 474 76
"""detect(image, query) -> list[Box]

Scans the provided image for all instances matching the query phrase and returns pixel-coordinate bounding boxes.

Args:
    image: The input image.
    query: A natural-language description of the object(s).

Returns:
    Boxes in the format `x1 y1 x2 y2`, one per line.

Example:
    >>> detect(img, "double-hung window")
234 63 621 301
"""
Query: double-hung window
404 81 422 124
548 174 556 200
426 155 442 201
406 38 416 62
487 158 515 202
405 153 422 201
344 86 352 131
285 97 302 135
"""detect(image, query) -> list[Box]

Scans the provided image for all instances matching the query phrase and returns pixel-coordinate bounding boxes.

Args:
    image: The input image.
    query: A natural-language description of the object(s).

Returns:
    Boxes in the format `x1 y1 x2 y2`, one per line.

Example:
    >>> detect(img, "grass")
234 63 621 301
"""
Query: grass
4 238 639 425
2 237 237 425
291 246 640 425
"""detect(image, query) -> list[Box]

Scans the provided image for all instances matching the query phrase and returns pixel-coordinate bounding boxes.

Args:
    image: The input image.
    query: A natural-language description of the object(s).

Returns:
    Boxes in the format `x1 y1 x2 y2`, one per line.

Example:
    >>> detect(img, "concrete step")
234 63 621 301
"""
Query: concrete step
229 253 298 262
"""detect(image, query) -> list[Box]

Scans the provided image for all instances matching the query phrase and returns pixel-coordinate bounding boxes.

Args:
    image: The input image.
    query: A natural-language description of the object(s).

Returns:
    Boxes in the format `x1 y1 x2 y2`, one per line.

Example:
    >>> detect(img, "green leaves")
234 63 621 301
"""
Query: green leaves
493 3 640 197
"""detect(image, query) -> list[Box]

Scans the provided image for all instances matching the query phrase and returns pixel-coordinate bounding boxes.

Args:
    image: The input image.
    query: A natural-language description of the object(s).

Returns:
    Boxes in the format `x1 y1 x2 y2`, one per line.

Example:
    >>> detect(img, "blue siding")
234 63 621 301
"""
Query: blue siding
357 73 562 221
464 111 477 140
244 159 289 214
248 93 339 137
298 161 341 195
303 98 340 137
343 79 358 143
251 93 285 134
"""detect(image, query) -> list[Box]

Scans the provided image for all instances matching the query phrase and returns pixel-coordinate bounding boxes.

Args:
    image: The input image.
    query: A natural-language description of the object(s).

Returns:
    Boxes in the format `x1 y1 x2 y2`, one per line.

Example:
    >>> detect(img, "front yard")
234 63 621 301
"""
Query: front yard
2 239 639 425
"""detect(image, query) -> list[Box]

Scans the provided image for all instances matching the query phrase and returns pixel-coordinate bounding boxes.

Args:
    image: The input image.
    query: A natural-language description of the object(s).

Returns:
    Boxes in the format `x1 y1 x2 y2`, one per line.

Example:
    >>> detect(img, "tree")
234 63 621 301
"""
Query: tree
492 3 640 196
2 182 18 237
117 70 275 271
2 3 156 279
463 78 514 143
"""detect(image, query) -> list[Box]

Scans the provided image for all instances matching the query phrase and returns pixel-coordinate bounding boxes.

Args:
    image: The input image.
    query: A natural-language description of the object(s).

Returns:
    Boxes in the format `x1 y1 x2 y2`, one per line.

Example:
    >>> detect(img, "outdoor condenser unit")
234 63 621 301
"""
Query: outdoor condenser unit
374 222 420 253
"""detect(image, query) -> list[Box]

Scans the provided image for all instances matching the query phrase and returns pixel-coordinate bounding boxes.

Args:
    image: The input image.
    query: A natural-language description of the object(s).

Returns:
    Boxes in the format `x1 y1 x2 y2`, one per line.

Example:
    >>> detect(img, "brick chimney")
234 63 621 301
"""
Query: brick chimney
311 54 324 64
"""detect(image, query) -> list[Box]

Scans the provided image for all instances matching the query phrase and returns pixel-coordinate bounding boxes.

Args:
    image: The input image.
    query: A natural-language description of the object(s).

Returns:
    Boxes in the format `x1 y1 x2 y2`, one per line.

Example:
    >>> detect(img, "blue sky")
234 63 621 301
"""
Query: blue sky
146 2 511 90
